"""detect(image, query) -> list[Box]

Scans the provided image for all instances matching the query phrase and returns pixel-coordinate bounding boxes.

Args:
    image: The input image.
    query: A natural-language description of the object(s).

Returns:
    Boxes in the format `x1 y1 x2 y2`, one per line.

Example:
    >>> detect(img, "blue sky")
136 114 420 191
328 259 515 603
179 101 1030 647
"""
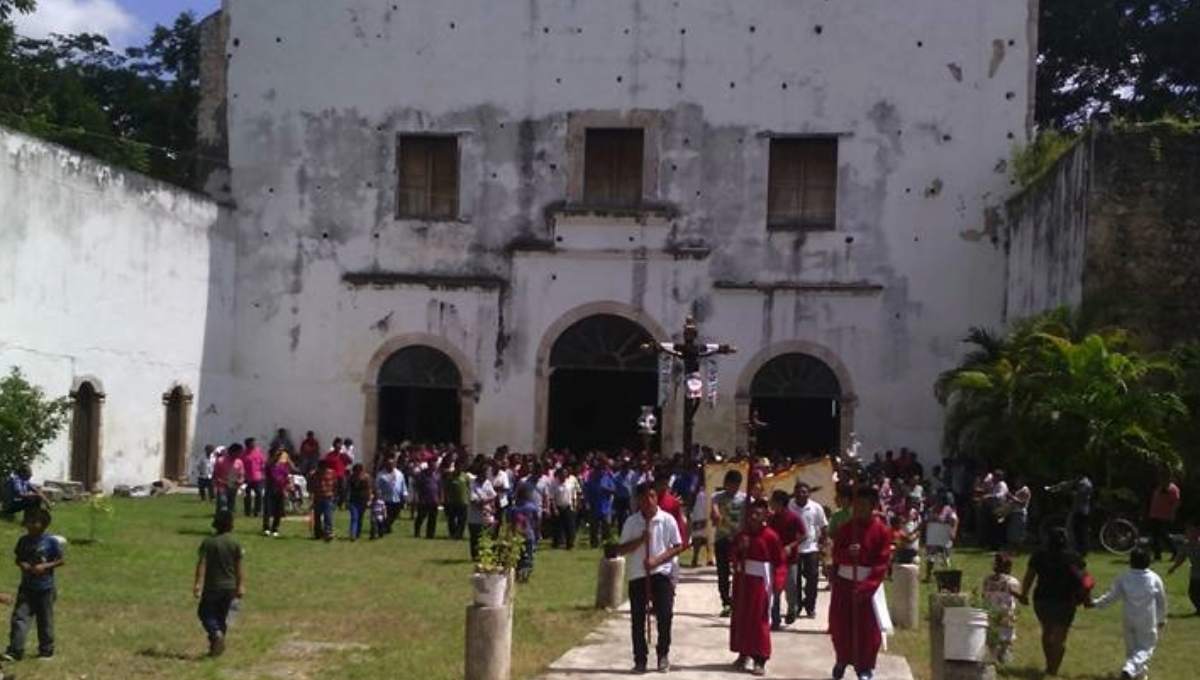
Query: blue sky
14 0 221 48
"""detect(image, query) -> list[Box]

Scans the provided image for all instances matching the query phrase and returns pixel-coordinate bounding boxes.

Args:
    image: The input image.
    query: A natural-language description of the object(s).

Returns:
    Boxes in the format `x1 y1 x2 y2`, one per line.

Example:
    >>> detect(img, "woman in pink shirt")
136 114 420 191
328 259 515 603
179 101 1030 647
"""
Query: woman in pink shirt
242 438 266 518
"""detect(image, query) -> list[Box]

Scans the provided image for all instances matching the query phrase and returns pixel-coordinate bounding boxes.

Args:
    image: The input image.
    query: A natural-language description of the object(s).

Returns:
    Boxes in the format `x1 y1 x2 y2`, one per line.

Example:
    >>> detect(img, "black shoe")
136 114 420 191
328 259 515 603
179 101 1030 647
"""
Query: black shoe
656 654 670 673
832 663 846 680
784 612 796 624
632 661 648 674
209 632 226 657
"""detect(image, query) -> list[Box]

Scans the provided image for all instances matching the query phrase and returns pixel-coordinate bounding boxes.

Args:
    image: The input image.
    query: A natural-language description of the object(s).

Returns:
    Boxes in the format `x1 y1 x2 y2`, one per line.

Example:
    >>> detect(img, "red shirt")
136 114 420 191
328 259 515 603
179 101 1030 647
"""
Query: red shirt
323 450 347 479
657 490 690 547
769 507 807 562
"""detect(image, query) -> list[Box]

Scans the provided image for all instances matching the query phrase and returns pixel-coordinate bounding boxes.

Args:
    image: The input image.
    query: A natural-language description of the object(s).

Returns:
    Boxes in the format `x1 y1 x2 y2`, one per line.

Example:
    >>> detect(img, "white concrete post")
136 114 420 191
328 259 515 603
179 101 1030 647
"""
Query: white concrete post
596 556 626 609
465 603 512 680
893 564 920 630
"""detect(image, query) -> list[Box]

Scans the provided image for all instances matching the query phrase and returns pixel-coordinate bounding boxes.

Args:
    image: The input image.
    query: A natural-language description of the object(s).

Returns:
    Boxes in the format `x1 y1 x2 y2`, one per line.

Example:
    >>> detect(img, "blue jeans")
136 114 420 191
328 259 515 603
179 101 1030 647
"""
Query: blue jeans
348 501 365 539
313 499 334 538
197 589 234 639
7 586 54 657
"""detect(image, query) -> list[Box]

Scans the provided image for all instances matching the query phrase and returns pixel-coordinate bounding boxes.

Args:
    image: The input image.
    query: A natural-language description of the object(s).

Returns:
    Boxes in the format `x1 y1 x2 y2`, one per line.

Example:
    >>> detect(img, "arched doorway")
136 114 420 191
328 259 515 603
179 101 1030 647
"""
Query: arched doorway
547 314 658 453
70 381 102 490
749 353 841 459
162 385 191 481
377 345 463 446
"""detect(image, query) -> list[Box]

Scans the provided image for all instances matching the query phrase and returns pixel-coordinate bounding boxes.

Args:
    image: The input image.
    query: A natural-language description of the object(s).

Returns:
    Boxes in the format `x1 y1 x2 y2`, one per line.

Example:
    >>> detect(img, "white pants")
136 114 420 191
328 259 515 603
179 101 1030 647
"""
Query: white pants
1120 617 1158 678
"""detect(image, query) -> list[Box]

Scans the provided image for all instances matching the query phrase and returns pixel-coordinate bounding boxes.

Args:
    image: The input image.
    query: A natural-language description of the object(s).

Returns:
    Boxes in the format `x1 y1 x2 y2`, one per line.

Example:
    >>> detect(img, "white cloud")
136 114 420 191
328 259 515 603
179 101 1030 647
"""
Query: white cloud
13 0 142 48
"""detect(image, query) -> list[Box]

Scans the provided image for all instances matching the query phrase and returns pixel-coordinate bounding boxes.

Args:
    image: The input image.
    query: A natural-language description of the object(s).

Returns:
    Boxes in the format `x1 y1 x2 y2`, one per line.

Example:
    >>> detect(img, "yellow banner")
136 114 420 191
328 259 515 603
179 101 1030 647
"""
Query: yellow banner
697 458 834 545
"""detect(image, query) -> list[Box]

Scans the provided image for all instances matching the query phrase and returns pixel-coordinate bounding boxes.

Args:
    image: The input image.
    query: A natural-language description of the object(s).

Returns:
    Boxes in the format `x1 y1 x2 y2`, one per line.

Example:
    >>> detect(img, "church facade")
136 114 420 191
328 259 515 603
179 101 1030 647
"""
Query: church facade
1 0 1038 487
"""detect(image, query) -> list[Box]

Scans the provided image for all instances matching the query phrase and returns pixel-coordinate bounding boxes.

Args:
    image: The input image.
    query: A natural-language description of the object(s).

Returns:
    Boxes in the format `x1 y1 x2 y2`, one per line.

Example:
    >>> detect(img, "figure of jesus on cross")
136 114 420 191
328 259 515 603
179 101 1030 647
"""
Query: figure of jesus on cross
642 316 736 458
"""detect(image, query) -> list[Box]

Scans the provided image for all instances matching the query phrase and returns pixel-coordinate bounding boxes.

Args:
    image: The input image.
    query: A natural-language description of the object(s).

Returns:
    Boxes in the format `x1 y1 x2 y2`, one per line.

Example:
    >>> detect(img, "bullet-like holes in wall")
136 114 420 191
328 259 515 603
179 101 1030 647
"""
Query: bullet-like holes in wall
916 40 924 47
617 75 624 83
267 187 274 193
814 25 823 34
491 173 498 179
275 37 282 43
1005 92 1016 100
449 22 457 29
232 38 241 47
322 232 329 239
549 163 558 170
1007 132 1015 139
550 273 558 281
555 77 562 84
749 25 756 33
781 82 788 90
729 81 736 89
262 231 270 238
844 236 854 244
676 81 683 89
942 134 952 142
373 233 380 239
679 28 687 35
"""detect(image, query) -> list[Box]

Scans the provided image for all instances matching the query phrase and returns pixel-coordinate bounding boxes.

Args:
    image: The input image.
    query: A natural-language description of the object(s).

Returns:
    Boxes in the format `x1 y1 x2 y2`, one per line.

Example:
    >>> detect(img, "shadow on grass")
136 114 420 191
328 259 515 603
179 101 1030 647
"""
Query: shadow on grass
427 557 473 566
176 528 215 536
136 646 205 661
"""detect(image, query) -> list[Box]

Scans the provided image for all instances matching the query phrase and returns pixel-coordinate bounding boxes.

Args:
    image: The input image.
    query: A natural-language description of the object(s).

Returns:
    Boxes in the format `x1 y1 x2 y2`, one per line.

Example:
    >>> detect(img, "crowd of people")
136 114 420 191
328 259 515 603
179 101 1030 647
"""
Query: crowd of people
184 433 1194 680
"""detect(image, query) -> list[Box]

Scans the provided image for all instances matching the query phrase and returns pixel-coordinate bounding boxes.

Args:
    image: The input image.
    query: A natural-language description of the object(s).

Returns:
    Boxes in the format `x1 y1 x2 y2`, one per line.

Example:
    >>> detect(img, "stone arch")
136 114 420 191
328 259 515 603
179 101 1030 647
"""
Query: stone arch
533 301 672 453
361 333 478 456
69 376 106 491
162 383 194 482
734 341 857 458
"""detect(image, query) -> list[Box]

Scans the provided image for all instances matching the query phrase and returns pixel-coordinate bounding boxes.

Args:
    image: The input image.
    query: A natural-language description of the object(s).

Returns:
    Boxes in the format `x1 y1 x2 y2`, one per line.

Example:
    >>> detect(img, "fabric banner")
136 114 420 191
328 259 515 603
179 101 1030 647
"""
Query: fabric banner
657 351 674 408
704 355 719 407
758 458 836 510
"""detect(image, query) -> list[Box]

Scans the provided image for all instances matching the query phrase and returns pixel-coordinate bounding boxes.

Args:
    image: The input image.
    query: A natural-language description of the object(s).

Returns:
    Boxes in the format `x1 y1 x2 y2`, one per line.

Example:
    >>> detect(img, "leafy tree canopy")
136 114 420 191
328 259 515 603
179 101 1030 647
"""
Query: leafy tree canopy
1038 0 1200 129
0 4 202 187
0 367 71 479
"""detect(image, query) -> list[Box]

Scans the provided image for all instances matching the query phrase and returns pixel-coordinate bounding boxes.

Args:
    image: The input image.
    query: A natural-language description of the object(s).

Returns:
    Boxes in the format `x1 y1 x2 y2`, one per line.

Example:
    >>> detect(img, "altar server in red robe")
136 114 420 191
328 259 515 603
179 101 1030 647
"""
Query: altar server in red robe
729 498 788 676
830 485 892 680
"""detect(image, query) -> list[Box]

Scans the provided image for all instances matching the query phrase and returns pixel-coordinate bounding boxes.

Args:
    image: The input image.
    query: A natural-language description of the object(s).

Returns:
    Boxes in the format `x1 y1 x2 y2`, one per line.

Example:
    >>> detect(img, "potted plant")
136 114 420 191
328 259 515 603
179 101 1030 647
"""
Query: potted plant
602 524 621 559
472 531 519 607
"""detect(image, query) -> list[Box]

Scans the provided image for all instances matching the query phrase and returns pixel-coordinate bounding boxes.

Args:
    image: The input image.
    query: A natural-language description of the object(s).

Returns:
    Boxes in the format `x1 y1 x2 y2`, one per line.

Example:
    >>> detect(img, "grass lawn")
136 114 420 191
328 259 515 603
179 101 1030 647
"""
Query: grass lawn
0 494 606 680
889 546 1196 680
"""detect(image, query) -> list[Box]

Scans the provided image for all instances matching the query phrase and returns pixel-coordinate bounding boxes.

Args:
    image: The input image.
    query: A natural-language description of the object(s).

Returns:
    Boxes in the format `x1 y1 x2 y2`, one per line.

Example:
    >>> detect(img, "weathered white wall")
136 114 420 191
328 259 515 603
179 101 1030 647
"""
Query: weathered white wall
1003 138 1089 324
213 0 1036 460
0 127 232 487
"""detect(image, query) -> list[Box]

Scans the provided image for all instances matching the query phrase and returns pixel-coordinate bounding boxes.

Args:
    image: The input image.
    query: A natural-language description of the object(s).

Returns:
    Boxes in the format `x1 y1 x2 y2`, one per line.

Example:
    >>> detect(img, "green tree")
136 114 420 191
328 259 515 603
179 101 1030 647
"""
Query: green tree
0 367 71 478
937 308 1187 484
1038 0 1200 129
0 5 202 187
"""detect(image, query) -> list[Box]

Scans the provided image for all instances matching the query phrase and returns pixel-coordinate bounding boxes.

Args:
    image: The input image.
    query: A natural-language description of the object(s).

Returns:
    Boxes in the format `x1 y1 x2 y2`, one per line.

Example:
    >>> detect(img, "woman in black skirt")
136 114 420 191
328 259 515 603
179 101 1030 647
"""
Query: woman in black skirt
1018 527 1086 676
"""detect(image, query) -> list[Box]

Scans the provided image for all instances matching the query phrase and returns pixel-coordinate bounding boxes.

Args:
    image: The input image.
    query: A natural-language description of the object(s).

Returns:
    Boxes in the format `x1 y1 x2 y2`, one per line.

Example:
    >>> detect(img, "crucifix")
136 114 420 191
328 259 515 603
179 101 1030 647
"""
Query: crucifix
642 316 736 458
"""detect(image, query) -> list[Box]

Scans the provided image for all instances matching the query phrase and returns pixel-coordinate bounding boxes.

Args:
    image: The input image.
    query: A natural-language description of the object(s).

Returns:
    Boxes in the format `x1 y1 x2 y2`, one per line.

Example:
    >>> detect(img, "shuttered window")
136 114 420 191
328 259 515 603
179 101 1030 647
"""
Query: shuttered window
583 128 643 207
767 138 837 229
397 135 459 219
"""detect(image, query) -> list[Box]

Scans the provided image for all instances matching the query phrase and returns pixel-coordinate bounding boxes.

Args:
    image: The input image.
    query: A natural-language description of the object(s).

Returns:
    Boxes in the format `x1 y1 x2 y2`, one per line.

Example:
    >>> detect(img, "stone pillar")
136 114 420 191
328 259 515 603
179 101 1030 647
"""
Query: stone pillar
928 593 968 680
892 564 920 630
596 557 626 609
465 603 512 680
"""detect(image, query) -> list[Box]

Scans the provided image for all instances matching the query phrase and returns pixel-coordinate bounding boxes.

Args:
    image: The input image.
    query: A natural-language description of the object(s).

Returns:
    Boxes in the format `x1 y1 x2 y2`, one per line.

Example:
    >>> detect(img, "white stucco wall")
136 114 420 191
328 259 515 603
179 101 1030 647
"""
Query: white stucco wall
213 0 1036 461
0 127 231 488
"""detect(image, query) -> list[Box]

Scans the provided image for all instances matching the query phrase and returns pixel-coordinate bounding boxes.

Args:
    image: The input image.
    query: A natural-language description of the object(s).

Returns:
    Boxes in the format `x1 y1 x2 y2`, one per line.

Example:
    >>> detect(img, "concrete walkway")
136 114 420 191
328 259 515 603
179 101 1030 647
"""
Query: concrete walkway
535 567 914 680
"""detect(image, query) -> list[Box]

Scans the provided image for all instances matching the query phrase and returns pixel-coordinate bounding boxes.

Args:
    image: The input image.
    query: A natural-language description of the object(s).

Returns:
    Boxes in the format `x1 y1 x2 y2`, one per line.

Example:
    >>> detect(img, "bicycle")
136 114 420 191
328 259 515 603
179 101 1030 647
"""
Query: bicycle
1032 481 1140 554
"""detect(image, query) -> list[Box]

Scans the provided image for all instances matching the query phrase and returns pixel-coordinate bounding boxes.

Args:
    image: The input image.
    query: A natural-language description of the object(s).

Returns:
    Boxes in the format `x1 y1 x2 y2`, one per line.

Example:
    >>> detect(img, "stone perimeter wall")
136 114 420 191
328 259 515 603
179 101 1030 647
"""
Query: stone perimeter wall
0 127 233 487
1004 128 1200 348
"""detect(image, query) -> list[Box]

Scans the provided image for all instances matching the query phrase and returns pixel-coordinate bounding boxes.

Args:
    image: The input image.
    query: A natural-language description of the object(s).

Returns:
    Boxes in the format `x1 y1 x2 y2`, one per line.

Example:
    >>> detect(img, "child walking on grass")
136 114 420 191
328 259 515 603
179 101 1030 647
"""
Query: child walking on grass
1090 547 1166 680
193 510 246 657
981 552 1021 664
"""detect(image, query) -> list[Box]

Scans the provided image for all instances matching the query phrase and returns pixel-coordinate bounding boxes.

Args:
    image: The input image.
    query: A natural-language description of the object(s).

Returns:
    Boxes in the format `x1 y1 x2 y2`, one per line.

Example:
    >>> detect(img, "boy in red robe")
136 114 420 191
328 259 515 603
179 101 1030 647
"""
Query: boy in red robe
730 498 788 676
654 471 690 549
830 486 892 680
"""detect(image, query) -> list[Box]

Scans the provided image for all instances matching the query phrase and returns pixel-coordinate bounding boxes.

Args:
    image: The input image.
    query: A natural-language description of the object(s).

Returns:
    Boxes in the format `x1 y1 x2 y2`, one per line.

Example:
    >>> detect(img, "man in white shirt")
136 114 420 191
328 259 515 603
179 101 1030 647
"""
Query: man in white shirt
788 481 829 620
620 482 685 674
548 466 581 549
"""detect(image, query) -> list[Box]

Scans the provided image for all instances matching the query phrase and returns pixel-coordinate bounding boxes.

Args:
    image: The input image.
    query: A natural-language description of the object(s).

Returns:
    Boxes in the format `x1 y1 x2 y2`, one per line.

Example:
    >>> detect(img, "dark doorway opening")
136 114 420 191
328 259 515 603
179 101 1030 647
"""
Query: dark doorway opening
377 346 462 447
547 314 658 453
750 354 841 460
70 381 101 489
163 386 188 481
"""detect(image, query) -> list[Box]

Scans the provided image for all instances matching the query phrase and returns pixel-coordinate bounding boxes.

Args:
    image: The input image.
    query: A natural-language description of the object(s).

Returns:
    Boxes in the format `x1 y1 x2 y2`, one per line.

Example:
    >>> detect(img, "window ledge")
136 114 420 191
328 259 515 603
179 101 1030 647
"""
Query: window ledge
548 201 679 220
395 215 471 224
766 220 836 232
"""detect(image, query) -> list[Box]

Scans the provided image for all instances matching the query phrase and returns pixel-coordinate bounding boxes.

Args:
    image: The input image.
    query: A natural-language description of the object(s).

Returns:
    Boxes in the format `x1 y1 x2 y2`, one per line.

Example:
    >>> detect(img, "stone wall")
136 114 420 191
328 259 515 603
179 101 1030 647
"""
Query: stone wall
0 127 231 488
1004 127 1200 347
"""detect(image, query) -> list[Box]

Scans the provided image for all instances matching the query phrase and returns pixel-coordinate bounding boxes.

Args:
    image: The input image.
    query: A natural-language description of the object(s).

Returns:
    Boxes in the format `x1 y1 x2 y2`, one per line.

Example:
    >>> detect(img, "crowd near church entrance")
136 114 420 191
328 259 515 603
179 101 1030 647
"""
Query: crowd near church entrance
749 353 841 458
547 314 659 453
70 380 102 490
377 345 463 446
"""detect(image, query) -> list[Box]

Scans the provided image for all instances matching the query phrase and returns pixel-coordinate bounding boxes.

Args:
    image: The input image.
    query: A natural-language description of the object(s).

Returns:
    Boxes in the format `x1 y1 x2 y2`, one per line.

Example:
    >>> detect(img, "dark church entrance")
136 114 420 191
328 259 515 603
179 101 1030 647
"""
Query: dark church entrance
547 314 659 453
377 345 462 447
750 353 841 460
